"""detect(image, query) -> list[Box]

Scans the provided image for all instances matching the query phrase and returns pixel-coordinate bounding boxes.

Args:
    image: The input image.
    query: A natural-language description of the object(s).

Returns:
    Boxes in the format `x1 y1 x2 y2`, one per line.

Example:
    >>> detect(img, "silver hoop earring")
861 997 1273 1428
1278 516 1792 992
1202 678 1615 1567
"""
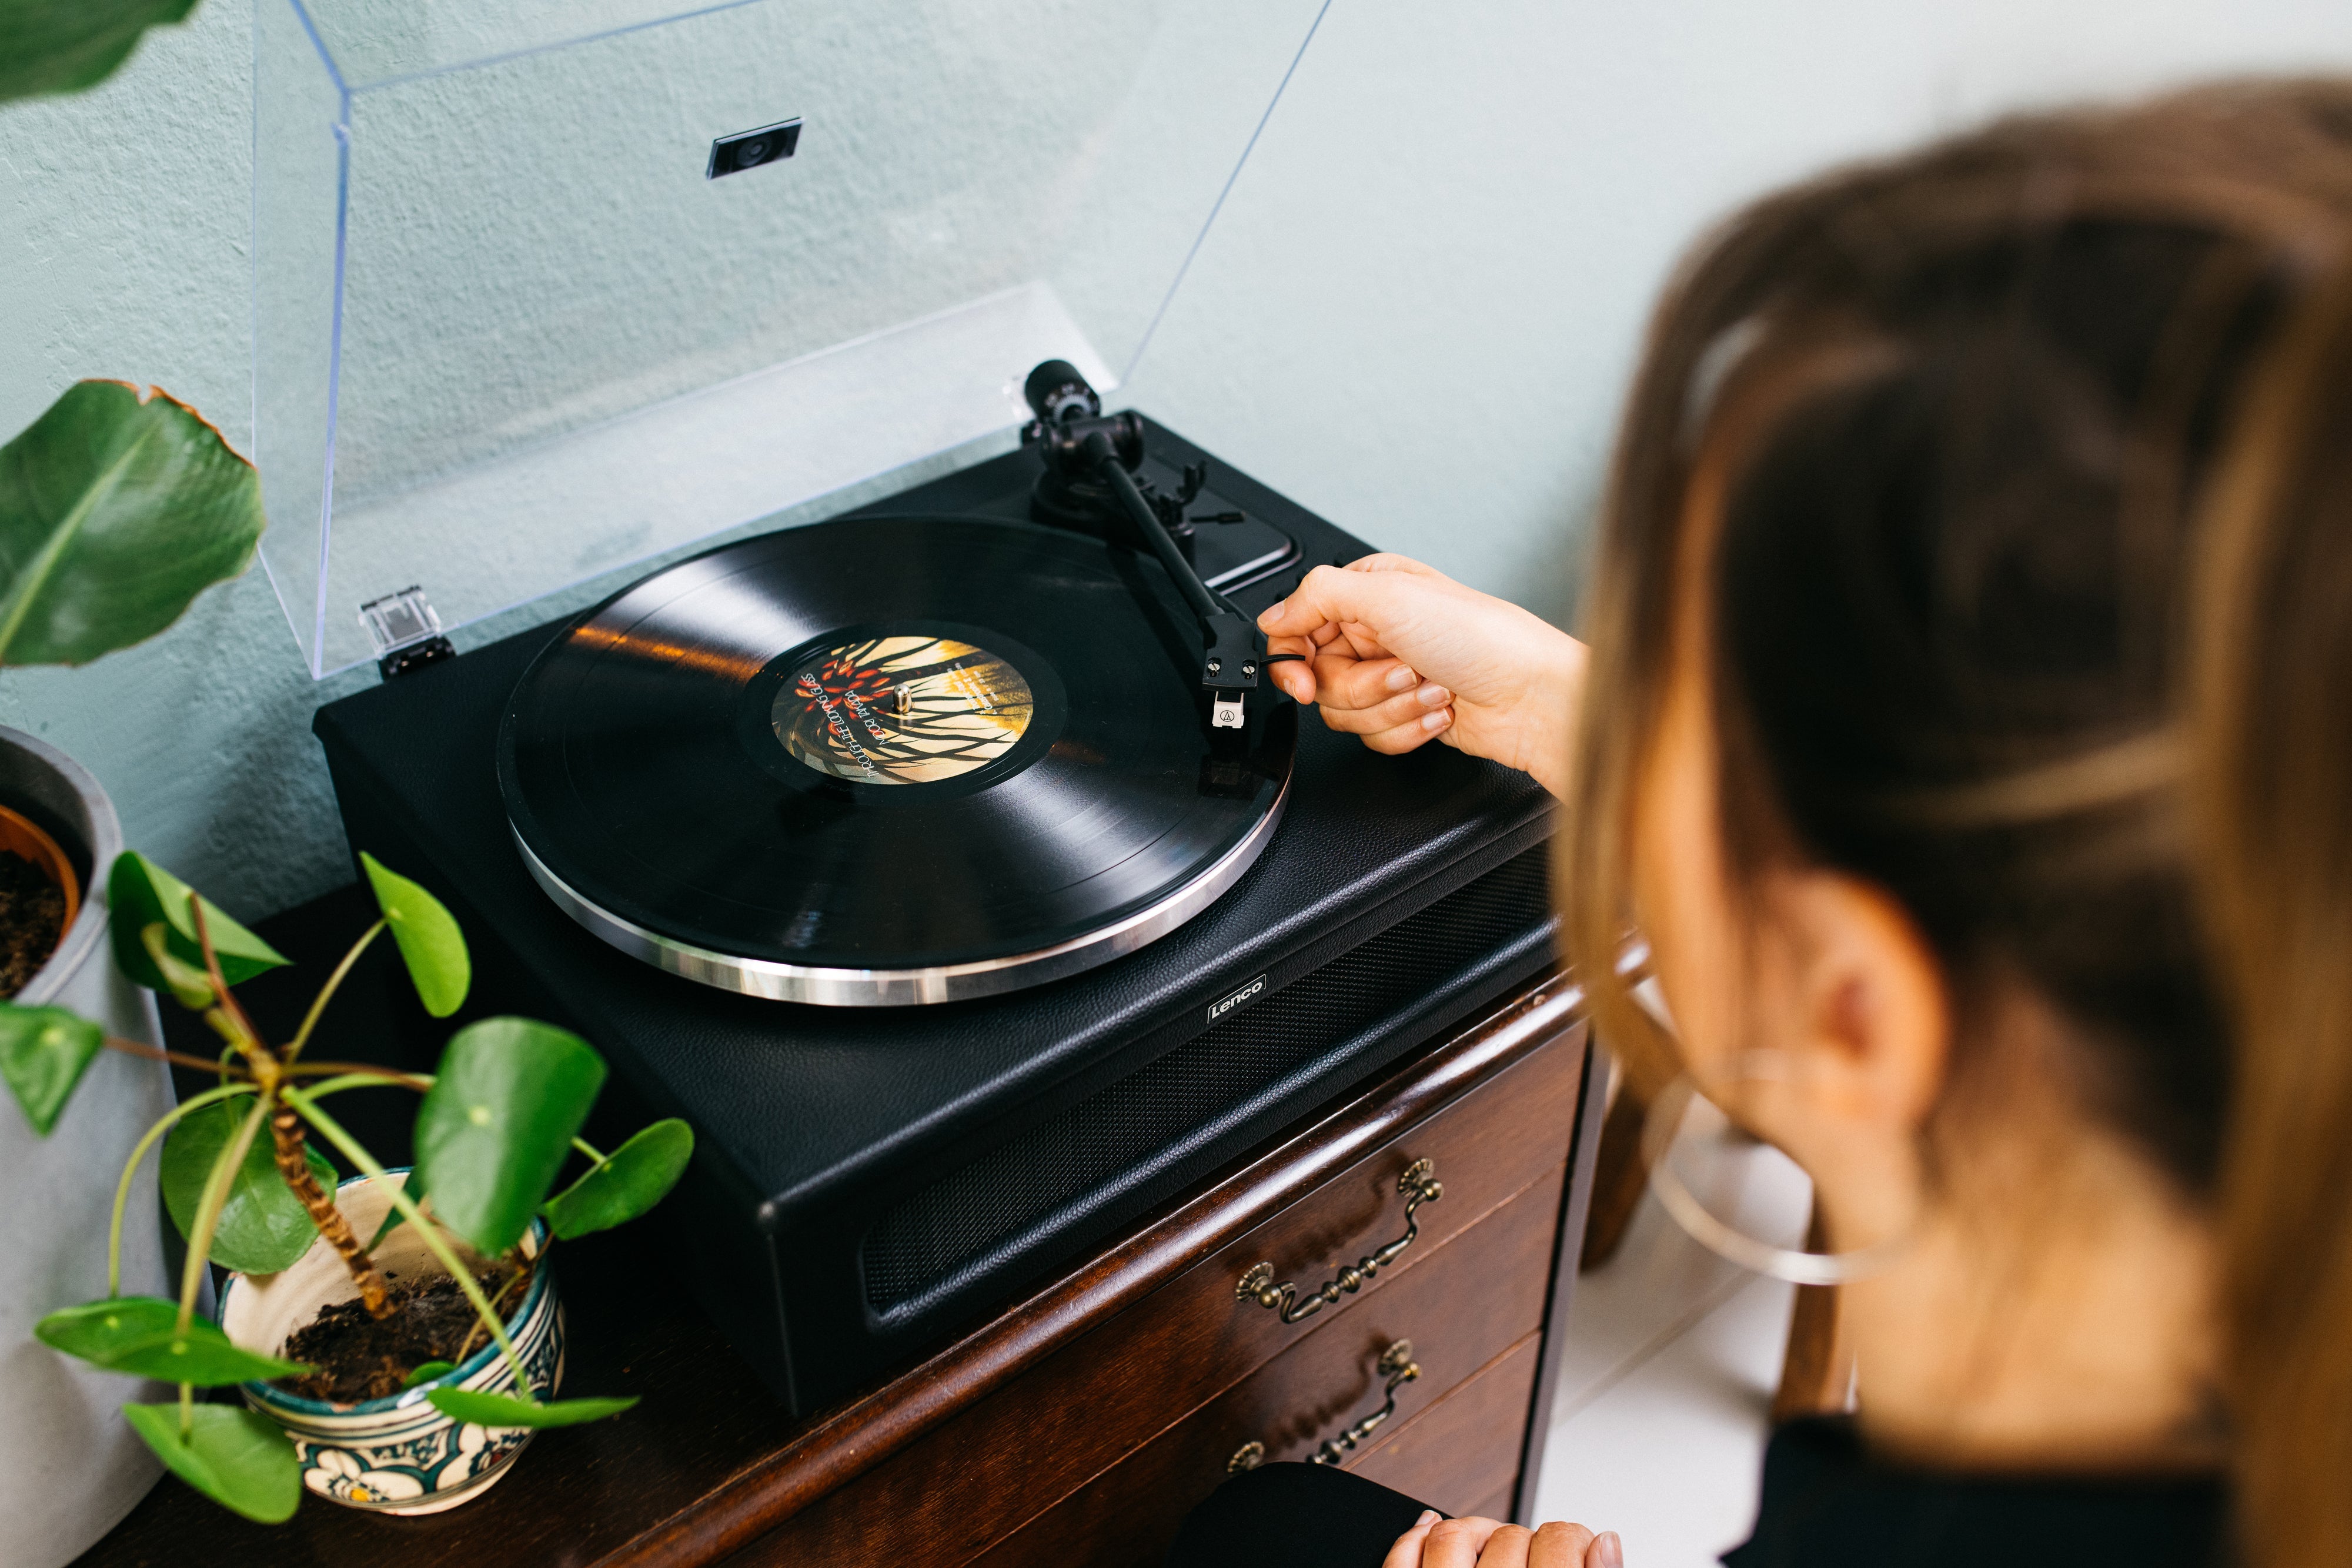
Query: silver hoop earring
1639 1073 1908 1286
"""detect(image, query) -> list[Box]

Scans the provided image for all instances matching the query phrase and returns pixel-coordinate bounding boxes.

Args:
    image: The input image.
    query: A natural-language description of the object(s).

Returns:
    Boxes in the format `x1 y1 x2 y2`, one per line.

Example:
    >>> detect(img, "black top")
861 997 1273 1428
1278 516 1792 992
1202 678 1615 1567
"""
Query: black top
1725 1418 2229 1567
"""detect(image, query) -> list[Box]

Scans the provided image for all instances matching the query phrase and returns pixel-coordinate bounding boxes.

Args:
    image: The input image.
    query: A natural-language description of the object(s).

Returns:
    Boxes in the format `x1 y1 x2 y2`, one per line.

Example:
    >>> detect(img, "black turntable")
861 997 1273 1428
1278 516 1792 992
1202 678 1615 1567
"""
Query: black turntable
313 369 1557 1414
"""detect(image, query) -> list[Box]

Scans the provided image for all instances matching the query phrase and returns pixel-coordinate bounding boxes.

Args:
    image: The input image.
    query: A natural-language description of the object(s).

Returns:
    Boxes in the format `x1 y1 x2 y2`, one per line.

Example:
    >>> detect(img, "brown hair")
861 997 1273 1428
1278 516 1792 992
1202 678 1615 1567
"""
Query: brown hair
2189 254 2352 1568
1558 79 2352 1549
1564 84 2352 1101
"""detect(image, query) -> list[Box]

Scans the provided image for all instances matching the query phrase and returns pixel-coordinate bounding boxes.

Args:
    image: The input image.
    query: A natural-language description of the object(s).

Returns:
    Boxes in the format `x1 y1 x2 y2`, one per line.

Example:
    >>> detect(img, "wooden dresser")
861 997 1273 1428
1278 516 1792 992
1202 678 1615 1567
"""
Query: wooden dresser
80 968 1601 1567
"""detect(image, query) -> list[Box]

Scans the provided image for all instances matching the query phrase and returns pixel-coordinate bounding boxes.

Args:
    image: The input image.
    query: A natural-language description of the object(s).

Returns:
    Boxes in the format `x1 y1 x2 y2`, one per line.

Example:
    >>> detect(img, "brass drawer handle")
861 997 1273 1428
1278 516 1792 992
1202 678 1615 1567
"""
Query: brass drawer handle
1236 1158 1442 1323
1227 1339 1423 1474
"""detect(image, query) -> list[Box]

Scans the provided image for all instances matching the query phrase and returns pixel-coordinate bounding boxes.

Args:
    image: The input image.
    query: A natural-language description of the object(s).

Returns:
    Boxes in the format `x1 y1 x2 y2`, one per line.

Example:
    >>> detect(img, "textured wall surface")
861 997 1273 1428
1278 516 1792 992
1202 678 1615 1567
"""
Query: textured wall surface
4 0 2350 918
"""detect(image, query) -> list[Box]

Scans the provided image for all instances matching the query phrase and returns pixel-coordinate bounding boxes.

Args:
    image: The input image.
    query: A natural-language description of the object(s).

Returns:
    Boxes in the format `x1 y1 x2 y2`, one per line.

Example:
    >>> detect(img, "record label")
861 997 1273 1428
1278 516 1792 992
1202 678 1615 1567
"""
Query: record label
776 634 1034 785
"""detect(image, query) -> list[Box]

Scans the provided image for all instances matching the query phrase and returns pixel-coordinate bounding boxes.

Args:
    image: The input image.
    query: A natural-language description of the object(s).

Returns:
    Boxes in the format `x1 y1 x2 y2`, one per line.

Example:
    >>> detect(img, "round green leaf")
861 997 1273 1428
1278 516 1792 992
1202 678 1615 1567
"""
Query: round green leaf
122 1402 302 1523
543 1119 694 1241
359 852 470 1018
0 1001 102 1135
39 1297 310 1385
108 851 286 997
0 381 262 666
162 1099 338 1275
415 1018 606 1256
0 0 201 103
426 1389 637 1429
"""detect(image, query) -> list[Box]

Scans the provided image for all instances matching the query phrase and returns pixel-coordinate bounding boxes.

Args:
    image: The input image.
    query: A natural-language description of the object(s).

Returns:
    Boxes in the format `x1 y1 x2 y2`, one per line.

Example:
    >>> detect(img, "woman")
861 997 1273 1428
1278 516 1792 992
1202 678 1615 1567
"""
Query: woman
2187 246 2352 1568
1170 82 2352 1567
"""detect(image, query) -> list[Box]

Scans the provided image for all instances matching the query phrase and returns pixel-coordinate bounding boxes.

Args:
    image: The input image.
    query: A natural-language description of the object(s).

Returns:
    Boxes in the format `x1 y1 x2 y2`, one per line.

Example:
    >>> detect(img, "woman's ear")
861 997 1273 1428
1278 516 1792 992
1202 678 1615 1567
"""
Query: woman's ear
1760 870 1952 1158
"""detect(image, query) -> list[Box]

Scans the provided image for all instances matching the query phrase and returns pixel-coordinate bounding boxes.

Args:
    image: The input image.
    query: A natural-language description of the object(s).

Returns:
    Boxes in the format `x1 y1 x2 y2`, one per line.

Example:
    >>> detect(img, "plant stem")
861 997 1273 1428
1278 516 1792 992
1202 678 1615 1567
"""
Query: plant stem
282 1089 536 1396
177 1096 270 1338
283 1061 432 1089
101 1035 230 1074
270 1098 390 1318
571 1135 609 1164
179 1381 193 1442
283 918 386 1065
185 897 263 1057
297 1071 433 1098
109 1082 257 1298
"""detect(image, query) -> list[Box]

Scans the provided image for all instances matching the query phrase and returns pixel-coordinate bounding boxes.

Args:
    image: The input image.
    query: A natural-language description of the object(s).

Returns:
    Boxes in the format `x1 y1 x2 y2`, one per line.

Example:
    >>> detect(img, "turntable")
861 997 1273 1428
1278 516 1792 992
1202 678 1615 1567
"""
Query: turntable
273 1 1559 1414
315 390 1555 1412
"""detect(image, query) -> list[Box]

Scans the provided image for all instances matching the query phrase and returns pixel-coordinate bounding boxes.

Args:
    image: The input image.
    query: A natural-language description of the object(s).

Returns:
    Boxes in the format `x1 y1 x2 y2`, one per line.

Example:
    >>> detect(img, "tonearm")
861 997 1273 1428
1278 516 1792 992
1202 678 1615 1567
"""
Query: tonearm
1020 360 1278 734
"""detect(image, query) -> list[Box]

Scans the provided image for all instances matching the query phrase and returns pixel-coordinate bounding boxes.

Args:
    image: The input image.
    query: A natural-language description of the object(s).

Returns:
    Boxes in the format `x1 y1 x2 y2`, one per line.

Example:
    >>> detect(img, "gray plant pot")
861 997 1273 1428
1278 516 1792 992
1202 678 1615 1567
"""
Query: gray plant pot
0 727 176 1567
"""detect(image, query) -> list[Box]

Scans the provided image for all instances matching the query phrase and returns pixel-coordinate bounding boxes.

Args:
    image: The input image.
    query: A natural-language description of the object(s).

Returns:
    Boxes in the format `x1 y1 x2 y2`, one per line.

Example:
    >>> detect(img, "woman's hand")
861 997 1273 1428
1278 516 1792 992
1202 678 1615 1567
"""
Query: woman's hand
1382 1510 1622 1568
1257 556 1586 800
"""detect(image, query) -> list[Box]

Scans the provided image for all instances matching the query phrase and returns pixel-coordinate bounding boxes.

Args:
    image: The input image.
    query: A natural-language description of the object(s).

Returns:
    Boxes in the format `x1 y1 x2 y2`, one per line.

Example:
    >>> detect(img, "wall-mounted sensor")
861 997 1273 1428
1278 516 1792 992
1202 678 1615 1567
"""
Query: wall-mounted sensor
708 117 801 179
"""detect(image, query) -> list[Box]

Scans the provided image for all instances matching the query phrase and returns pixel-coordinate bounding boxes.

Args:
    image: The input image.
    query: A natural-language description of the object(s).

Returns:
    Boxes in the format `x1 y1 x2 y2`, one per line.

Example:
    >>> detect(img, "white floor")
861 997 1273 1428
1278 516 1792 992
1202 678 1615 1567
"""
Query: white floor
1528 1115 1816 1567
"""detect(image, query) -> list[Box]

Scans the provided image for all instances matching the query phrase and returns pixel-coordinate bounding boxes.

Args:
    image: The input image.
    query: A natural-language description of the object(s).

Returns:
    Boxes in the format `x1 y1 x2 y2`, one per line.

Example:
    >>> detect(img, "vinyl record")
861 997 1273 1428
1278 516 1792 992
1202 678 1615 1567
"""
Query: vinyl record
497 515 1294 1005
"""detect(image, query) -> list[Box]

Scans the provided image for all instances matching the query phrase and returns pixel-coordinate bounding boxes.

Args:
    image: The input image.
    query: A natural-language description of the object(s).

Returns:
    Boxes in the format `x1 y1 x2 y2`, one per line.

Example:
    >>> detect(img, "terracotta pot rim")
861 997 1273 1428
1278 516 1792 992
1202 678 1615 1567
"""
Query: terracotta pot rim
0 801 81 961
0 725 119 1008
220 1168 553 1419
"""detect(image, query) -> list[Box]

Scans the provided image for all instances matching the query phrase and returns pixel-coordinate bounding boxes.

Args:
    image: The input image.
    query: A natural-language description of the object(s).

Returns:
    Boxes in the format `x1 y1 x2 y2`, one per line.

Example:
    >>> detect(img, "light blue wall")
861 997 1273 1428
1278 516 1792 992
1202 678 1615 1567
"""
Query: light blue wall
5 0 2351 918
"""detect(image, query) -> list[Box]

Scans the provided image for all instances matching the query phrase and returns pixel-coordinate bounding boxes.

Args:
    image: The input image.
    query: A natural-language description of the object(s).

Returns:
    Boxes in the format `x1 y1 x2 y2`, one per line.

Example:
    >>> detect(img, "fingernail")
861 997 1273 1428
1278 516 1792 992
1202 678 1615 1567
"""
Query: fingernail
1598 1531 1623 1568
1386 665 1418 693
1422 709 1451 732
1416 683 1449 707
1415 1511 1440 1527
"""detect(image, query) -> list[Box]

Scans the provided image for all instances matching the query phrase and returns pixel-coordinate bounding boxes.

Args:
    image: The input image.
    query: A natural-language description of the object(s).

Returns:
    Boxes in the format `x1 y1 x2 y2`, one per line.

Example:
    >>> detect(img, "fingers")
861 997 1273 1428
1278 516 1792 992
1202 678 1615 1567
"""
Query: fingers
1587 1530 1622 1568
1257 562 1421 641
1529 1522 1599 1567
1264 635 1320 703
1421 1516 1508 1568
1315 680 1454 737
1351 708 1453 754
1347 551 1451 581
1315 653 1438 713
1382 1509 1444 1568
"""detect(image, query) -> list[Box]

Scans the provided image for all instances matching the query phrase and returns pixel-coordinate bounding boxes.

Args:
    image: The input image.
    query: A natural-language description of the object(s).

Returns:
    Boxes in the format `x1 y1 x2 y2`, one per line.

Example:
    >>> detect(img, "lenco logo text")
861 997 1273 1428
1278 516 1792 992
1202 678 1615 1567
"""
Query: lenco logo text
1207 974 1268 1026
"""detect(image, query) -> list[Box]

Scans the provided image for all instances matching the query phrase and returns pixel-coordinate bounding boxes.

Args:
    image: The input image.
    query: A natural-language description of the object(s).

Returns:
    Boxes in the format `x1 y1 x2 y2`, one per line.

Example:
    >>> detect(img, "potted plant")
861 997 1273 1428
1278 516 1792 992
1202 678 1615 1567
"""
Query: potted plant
2 848 693 1521
3 4 270 1557
0 380 273 1560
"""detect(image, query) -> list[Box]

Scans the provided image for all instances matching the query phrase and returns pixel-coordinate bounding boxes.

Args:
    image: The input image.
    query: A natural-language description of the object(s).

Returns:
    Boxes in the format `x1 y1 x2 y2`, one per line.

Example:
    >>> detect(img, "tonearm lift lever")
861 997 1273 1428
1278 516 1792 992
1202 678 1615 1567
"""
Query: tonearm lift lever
1020 360 1273 734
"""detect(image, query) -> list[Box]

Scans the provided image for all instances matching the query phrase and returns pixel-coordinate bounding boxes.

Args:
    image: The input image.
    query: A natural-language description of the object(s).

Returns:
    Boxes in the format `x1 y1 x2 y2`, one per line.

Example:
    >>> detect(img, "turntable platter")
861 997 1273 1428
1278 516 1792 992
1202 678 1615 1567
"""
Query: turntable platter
496 516 1294 1005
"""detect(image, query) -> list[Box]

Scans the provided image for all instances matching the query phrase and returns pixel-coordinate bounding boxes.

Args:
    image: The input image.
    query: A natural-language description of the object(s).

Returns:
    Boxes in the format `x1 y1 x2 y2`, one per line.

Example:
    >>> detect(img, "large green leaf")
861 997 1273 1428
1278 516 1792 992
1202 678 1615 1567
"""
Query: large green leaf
122 1402 302 1524
360 852 469 1018
161 1099 337 1275
426 1389 637 1429
0 1001 102 1135
39 1297 310 1385
108 851 286 998
415 1018 605 1256
0 0 200 104
543 1119 694 1241
0 381 261 665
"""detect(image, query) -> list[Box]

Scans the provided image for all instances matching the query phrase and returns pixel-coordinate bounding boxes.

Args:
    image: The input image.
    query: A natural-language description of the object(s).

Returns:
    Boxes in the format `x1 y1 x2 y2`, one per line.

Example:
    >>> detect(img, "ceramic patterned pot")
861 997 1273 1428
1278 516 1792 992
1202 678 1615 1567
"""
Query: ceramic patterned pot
219 1171 563 1516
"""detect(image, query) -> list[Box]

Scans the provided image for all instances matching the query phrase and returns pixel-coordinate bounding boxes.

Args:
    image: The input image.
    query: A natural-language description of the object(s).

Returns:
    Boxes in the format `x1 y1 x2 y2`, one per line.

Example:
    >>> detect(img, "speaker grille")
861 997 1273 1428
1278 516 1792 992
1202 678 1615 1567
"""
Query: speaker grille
859 844 1553 1316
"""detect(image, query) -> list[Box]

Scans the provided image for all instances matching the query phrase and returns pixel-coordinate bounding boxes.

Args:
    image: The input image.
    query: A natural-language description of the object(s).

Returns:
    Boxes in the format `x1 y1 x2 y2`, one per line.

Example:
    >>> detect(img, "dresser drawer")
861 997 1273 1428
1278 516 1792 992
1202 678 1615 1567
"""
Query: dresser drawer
1351 1332 1542 1513
964 1165 1565 1568
743 1024 1586 1567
